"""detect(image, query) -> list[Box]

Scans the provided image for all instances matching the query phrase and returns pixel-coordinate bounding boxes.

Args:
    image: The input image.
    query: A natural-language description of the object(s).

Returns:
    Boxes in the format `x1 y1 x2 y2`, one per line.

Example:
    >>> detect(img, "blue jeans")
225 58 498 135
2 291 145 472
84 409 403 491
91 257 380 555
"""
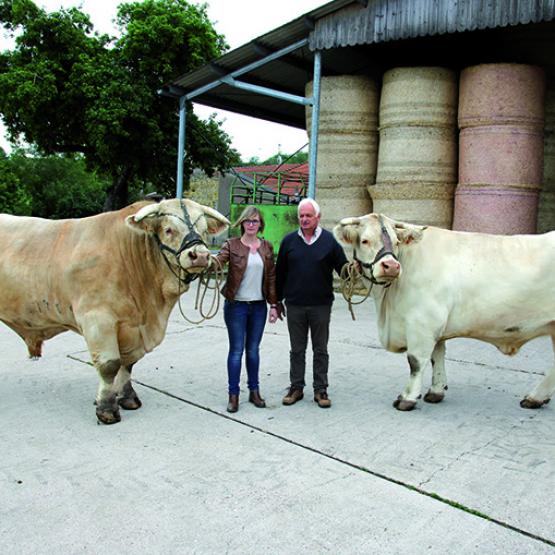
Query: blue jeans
223 300 268 395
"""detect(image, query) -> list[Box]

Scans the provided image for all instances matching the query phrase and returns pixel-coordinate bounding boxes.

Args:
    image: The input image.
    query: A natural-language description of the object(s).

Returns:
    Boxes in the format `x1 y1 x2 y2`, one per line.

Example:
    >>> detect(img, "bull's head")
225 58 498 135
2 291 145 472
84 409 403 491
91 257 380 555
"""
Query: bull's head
126 199 229 277
334 214 425 285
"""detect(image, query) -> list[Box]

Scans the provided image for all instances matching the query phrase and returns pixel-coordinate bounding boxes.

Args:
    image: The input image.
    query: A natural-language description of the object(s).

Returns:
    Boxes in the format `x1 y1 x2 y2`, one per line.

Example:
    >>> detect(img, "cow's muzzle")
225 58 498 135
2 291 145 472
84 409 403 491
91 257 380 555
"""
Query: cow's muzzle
181 246 210 271
377 256 401 278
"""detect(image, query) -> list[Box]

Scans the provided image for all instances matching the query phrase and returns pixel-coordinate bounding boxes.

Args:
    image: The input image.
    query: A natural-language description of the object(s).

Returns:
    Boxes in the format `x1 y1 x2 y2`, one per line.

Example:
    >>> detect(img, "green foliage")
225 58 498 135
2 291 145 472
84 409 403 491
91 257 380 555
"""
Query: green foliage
244 150 309 166
0 0 240 209
0 149 32 214
5 149 108 218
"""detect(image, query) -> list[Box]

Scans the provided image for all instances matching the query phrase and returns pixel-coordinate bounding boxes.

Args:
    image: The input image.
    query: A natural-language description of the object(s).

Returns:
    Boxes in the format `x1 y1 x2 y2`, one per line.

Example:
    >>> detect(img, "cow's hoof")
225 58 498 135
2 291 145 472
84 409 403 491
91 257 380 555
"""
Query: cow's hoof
424 391 445 404
118 396 142 410
393 397 417 411
96 408 121 424
520 397 549 409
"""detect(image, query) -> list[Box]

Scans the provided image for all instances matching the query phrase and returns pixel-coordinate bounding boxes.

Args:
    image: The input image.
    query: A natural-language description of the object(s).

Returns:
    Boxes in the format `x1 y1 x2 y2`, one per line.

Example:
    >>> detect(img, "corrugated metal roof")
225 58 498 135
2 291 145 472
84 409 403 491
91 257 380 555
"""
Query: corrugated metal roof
164 0 555 129
310 0 555 48
165 0 354 97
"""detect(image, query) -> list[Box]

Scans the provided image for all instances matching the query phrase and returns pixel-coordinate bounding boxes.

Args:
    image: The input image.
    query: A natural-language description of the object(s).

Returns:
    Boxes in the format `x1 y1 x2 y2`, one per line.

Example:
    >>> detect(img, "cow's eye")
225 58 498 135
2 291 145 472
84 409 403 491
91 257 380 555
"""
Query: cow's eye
361 239 370 245
164 227 173 235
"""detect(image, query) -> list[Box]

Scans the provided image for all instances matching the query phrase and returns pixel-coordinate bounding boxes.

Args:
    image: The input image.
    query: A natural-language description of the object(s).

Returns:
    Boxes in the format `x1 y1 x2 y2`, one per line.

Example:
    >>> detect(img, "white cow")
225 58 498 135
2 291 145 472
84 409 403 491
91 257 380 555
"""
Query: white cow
334 213 555 411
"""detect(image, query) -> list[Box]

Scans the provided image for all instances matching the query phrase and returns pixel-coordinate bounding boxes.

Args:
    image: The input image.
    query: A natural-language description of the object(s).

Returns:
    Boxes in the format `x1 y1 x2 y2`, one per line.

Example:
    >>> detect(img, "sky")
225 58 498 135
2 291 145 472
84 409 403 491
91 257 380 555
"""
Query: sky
0 0 325 160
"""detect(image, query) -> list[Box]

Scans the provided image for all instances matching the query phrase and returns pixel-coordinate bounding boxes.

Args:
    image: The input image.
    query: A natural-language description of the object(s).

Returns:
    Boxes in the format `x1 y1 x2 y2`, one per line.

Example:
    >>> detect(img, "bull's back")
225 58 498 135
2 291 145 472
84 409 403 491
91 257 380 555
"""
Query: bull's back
0 206 145 328
398 228 555 340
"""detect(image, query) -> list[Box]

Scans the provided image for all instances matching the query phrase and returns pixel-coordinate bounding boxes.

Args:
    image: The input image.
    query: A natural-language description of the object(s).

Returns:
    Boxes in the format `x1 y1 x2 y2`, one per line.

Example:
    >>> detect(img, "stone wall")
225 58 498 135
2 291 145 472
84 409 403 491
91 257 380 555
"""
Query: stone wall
184 170 220 209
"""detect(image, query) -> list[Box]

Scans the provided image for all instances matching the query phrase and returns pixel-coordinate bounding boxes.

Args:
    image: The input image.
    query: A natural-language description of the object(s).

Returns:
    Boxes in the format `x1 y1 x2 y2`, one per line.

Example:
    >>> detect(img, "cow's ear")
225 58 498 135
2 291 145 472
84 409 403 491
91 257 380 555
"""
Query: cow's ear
333 217 361 246
201 206 230 235
393 221 426 244
126 203 160 234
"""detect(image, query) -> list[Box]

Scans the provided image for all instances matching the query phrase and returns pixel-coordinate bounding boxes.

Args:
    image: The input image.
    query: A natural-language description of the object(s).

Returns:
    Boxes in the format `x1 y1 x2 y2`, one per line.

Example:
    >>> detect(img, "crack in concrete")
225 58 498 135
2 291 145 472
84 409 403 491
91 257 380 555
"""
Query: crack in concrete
417 435 499 489
133 378 555 550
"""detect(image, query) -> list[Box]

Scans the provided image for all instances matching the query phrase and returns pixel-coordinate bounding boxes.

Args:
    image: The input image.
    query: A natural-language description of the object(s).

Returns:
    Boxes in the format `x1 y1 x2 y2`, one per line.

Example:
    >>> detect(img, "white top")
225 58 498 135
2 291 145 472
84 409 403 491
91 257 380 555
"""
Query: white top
235 251 264 301
297 226 322 245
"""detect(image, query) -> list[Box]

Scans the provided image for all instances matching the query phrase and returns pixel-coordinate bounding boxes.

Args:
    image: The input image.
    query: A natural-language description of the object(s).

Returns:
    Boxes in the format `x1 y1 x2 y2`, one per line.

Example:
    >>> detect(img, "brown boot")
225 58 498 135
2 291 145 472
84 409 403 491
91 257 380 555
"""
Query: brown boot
227 394 239 413
314 390 331 408
248 390 266 408
282 387 304 406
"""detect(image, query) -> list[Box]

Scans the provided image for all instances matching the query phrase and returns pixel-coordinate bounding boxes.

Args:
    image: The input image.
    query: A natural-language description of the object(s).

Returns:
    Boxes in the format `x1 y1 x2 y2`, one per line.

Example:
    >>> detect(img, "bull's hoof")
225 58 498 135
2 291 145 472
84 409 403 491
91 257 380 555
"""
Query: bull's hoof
393 397 417 411
520 397 550 409
118 396 142 410
424 391 445 404
96 408 121 424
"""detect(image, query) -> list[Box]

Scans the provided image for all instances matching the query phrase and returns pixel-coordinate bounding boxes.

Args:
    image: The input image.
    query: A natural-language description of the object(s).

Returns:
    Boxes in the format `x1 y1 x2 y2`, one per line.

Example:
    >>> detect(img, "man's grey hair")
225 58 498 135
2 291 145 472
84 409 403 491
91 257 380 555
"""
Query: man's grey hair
298 198 321 216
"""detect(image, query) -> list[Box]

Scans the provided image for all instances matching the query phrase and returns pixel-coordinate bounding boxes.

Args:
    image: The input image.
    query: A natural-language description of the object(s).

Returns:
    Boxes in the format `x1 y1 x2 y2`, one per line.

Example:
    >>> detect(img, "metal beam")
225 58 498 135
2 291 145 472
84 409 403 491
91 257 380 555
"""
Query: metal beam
307 51 322 200
252 40 315 74
191 94 305 128
184 38 308 101
176 96 186 199
219 76 310 106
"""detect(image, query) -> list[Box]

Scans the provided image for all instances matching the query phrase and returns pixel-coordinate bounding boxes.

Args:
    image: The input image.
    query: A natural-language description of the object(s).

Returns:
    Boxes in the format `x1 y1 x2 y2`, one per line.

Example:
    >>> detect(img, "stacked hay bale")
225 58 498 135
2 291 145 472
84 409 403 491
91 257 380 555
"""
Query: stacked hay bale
537 82 555 233
453 63 545 234
306 76 378 229
370 67 458 228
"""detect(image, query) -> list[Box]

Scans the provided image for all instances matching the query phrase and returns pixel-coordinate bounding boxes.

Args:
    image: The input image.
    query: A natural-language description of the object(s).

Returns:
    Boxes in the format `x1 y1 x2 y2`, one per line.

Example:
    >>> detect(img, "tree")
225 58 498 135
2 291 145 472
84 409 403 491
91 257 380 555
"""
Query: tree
244 149 309 166
7 149 109 218
0 0 241 210
0 148 31 214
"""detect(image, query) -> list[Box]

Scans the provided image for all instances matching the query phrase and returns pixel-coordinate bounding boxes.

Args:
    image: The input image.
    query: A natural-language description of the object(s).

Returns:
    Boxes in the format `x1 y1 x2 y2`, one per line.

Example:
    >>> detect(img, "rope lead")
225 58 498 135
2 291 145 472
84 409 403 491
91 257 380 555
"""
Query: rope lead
177 256 225 324
339 261 373 321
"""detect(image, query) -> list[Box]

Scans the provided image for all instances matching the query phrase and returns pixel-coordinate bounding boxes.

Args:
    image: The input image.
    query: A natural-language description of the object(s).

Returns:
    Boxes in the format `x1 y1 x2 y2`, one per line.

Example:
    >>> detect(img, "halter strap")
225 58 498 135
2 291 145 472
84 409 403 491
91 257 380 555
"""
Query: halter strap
354 215 398 286
154 200 208 285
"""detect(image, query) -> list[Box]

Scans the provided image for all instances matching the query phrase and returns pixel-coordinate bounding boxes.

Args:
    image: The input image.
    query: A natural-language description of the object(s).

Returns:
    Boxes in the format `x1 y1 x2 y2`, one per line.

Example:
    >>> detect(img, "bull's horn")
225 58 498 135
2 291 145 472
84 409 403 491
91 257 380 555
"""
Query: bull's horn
202 205 231 226
133 203 160 222
338 217 361 226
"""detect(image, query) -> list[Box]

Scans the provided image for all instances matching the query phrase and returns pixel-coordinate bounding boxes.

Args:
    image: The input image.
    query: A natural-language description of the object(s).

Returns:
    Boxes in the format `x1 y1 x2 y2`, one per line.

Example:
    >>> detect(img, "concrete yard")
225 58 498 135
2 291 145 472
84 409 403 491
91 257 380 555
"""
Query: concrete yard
1 290 554 554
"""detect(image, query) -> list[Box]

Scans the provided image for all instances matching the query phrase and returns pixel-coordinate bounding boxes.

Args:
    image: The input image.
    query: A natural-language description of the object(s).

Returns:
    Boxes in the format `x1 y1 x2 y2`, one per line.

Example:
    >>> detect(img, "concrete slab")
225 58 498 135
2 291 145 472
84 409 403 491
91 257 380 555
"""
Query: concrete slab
1 291 554 553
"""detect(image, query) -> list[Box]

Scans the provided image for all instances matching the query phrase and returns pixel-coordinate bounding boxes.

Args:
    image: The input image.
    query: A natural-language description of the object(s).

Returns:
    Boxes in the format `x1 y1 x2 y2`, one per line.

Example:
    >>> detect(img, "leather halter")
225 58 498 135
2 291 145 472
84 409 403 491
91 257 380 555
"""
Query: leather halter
354 215 398 286
154 200 207 284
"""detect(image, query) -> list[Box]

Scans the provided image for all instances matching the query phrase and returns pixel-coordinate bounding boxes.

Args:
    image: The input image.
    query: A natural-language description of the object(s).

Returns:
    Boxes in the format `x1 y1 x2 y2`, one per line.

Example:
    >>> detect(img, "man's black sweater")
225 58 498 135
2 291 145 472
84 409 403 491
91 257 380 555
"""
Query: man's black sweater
275 229 347 306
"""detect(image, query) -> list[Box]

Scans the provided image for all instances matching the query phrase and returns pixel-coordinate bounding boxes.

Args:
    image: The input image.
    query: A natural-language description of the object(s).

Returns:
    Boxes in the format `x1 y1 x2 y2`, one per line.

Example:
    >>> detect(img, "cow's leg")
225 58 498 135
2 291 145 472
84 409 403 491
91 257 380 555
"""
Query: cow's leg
520 335 555 409
80 314 122 424
115 363 142 410
394 335 435 411
424 340 448 403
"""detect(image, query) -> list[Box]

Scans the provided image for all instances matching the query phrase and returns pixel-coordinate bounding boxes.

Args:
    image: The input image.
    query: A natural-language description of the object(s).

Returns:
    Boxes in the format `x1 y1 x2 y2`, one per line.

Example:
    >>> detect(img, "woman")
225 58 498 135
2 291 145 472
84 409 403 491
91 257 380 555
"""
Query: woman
216 206 279 413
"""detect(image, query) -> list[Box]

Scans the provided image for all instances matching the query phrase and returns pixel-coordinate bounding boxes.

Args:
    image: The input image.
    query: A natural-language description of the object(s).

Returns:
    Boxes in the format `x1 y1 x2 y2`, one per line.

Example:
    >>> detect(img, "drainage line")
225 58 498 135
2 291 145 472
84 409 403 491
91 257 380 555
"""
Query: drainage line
134 380 555 549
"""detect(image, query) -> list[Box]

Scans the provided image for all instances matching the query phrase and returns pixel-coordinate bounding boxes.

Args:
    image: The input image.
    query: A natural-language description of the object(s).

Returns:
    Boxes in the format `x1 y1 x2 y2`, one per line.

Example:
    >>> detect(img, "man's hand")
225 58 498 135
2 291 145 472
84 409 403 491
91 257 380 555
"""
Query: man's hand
276 302 285 320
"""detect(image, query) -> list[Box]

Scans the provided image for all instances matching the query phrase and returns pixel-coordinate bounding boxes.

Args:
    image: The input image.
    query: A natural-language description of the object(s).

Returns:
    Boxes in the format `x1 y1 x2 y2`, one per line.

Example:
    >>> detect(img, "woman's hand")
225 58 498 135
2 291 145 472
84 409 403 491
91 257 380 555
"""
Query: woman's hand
269 306 279 324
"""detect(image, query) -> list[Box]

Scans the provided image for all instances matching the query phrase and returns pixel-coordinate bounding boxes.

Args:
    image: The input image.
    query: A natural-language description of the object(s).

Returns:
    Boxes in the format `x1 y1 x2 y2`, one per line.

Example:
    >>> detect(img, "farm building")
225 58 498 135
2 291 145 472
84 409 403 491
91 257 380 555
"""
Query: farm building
160 0 555 234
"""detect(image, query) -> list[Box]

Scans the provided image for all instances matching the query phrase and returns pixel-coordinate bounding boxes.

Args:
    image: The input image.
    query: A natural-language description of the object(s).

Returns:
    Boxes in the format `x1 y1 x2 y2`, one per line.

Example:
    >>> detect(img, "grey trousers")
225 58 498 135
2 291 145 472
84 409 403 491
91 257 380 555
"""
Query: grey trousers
285 303 332 392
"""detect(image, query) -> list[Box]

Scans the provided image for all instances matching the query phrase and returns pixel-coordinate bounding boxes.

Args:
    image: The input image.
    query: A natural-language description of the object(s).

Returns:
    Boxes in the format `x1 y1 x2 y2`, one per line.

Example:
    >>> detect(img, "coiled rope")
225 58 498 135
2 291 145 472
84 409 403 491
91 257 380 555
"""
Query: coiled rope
177 255 225 324
339 261 372 321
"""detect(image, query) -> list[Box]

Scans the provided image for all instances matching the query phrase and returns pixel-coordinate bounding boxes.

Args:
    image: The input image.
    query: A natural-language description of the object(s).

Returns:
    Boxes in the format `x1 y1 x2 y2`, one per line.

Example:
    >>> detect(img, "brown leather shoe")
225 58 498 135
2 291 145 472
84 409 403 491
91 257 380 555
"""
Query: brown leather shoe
227 394 239 413
282 387 304 406
314 390 331 408
249 390 266 408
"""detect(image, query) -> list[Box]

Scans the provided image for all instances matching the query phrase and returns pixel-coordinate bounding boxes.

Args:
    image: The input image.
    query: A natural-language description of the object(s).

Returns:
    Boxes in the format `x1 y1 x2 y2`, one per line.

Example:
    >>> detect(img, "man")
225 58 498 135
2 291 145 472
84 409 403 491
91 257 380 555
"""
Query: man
275 198 348 408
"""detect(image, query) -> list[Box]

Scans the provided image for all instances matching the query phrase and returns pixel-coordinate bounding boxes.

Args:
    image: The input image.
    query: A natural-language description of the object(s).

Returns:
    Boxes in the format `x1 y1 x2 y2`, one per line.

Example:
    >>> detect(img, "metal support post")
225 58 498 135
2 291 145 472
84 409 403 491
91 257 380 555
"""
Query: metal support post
307 50 322 200
176 96 186 198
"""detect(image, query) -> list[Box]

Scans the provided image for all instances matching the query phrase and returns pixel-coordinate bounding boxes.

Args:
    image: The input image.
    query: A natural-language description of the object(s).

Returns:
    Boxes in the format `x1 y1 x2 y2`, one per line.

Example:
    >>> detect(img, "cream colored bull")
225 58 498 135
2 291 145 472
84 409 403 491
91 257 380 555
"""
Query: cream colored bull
334 213 555 411
0 199 229 424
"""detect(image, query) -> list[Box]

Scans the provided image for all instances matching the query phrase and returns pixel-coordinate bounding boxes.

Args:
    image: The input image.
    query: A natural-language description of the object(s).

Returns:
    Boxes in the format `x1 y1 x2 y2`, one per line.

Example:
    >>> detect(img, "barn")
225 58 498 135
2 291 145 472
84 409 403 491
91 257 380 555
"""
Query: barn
159 0 555 233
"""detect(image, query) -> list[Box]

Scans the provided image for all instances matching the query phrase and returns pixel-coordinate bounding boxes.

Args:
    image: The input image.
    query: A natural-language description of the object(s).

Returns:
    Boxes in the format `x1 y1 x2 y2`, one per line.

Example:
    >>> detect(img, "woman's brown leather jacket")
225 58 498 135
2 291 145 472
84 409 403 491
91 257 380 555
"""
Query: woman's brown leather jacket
216 237 277 304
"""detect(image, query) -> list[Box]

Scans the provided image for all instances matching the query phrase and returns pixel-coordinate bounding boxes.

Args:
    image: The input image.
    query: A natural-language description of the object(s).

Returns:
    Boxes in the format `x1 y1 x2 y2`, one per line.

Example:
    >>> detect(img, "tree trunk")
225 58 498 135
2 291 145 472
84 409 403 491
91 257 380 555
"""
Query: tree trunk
103 166 133 211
